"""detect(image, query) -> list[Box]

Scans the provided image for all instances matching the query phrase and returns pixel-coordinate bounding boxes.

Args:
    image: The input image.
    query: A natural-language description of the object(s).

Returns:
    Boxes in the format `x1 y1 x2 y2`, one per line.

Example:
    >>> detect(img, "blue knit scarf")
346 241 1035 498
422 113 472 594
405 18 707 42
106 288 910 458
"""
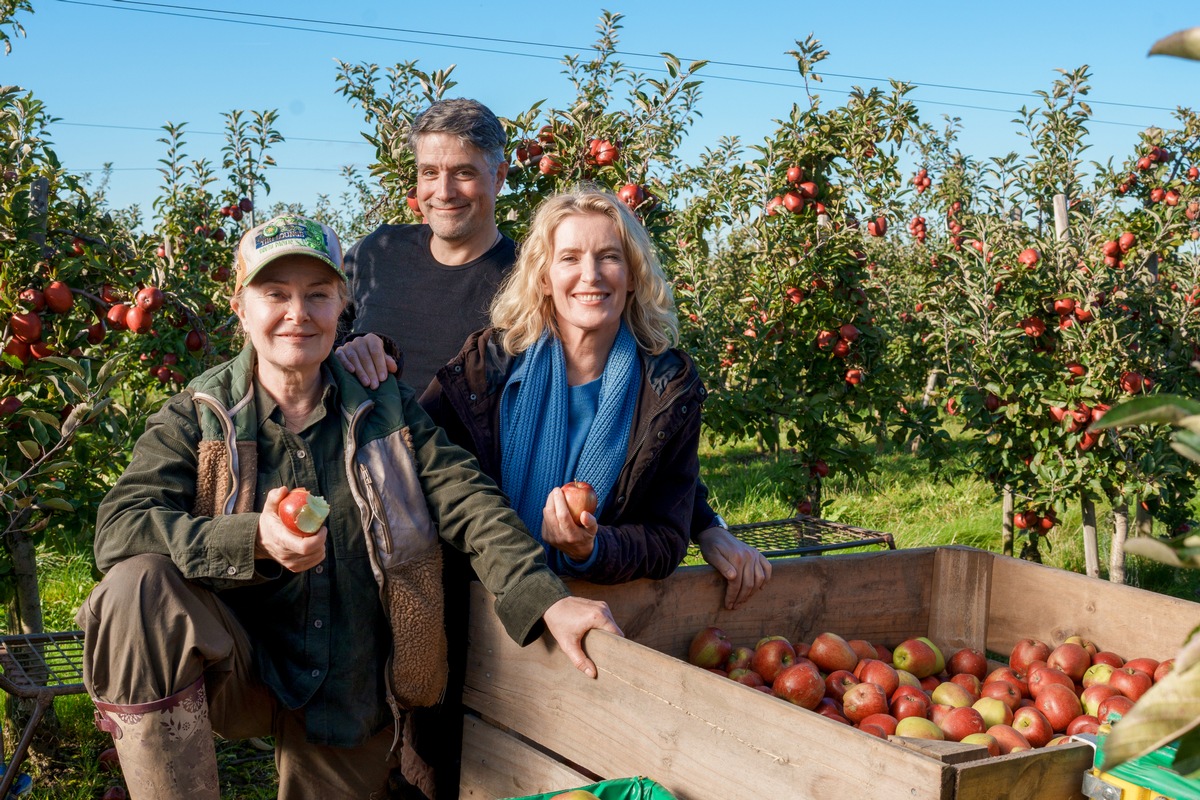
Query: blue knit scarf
500 323 641 549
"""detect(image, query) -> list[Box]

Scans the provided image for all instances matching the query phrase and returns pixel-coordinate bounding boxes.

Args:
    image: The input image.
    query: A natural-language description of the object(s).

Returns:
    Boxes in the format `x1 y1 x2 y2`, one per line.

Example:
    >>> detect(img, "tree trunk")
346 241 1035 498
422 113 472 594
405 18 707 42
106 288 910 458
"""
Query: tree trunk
1134 504 1153 538
1111 504 1129 584
1081 496 1100 579
910 369 941 455
3 526 58 754
1002 486 1014 557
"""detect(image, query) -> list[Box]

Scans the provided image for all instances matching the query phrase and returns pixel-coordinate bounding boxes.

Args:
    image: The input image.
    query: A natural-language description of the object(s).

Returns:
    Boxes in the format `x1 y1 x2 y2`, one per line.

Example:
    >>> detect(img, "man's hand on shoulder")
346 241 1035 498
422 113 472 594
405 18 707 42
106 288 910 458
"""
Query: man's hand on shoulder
335 333 397 389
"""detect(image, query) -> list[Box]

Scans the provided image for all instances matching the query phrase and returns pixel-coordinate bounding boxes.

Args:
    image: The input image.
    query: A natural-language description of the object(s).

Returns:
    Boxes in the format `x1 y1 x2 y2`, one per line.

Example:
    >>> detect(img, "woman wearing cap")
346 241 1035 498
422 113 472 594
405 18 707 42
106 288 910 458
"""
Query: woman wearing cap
76 215 621 799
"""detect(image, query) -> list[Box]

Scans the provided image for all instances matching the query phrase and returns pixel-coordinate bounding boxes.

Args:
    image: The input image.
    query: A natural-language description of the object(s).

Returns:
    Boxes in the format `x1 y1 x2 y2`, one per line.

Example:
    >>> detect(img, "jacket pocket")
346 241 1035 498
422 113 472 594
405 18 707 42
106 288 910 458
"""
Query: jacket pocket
384 543 448 708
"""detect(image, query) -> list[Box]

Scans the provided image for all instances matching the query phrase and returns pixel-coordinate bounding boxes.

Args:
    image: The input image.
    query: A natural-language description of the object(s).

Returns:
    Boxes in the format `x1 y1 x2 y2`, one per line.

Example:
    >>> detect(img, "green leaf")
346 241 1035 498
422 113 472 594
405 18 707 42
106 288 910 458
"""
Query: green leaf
1124 535 1200 568
1091 395 1200 430
1101 661 1200 769
35 497 74 513
17 440 40 460
38 356 85 378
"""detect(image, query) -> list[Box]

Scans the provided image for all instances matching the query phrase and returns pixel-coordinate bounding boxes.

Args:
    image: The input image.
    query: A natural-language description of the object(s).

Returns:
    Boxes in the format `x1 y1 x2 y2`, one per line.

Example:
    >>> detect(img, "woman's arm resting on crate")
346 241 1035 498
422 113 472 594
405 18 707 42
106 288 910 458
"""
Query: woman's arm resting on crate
543 596 625 678
696 526 772 611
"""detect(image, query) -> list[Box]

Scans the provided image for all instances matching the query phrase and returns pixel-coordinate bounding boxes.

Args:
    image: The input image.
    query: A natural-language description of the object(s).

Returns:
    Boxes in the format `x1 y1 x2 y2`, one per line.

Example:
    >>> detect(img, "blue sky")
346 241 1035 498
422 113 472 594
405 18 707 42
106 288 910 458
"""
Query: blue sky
6 1 1199 219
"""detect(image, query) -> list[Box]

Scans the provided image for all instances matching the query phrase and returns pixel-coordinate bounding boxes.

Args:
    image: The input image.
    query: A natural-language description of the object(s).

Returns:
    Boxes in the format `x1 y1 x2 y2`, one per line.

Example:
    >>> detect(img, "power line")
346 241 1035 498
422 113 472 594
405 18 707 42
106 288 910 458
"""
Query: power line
57 120 367 146
56 0 1178 117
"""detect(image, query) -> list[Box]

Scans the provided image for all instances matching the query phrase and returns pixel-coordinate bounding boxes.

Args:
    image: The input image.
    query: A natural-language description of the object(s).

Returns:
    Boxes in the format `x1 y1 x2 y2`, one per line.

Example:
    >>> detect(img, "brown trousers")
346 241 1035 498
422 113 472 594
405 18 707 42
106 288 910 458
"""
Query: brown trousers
77 554 402 799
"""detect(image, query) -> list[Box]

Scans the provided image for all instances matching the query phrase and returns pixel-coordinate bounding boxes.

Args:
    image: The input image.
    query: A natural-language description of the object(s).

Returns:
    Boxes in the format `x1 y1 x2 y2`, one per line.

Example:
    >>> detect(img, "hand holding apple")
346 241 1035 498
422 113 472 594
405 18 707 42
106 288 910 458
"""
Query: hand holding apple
278 488 330 535
543 484 600 562
257 487 328 573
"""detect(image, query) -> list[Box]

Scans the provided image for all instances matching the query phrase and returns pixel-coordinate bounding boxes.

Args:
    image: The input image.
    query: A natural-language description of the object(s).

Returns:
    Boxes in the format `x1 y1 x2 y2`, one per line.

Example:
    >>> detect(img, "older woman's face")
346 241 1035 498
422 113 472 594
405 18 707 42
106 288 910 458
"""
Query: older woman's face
542 213 633 345
233 255 345 375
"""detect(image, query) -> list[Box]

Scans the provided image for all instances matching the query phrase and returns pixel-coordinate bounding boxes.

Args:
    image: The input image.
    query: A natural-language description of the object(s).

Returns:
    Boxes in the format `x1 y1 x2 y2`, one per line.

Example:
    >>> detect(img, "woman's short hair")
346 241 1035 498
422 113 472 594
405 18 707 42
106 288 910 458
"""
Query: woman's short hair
490 187 678 356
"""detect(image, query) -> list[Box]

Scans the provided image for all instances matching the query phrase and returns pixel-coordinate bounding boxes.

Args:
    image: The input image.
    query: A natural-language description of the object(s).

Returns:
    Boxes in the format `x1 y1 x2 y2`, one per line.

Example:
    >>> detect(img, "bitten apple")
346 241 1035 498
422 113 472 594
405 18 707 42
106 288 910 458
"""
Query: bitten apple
278 488 330 535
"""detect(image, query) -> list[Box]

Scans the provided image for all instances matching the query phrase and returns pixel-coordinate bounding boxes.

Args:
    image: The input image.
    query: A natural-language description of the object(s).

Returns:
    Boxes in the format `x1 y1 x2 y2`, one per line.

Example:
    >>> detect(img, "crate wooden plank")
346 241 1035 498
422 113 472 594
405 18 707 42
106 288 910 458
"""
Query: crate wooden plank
459 714 589 800
952 743 1094 800
928 547 994 650
464 583 955 800
561 548 940 655
985 554 1199 660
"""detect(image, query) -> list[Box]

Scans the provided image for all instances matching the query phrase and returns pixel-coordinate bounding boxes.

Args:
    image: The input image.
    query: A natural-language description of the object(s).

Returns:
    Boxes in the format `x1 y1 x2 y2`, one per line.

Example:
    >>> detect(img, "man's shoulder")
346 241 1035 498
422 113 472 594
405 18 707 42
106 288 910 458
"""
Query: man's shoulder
348 224 428 258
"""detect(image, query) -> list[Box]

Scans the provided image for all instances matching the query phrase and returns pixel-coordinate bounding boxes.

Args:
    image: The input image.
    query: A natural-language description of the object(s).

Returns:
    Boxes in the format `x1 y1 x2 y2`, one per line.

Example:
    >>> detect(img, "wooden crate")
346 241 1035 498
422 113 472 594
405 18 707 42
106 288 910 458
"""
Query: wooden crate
459 545 1200 800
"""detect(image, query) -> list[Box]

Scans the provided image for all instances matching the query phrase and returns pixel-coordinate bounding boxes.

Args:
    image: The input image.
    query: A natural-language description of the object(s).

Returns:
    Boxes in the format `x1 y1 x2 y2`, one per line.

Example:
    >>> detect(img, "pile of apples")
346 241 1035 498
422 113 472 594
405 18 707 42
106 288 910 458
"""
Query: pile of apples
687 627 1170 755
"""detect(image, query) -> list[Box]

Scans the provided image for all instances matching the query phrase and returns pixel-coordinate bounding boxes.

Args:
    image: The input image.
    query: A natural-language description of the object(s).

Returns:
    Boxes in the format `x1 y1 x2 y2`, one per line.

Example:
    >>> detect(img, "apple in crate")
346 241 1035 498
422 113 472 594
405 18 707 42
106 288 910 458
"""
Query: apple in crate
688 626 733 669
892 638 940 679
773 662 825 710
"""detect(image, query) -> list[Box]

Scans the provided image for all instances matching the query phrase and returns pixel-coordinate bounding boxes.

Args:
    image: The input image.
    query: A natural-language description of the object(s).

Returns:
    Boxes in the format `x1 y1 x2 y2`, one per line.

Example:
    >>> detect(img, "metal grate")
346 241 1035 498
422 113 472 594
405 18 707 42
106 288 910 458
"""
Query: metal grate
0 631 85 695
692 515 896 559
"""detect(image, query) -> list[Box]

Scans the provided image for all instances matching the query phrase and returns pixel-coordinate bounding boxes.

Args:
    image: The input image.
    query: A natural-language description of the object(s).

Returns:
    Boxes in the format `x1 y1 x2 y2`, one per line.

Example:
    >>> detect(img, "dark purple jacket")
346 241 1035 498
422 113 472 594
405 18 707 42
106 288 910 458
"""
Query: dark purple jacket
421 327 708 584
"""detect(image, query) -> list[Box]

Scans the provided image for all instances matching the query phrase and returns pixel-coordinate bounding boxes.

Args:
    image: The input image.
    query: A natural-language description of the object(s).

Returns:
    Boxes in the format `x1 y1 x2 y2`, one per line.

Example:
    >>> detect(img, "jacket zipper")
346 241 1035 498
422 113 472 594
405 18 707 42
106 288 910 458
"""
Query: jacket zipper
357 465 393 555
345 400 406 753
624 371 702 467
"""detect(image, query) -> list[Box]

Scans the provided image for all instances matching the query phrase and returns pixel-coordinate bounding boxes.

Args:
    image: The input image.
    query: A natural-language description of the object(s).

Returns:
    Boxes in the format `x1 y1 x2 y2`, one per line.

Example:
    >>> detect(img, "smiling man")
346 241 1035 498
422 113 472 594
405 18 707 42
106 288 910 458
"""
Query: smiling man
340 98 513 392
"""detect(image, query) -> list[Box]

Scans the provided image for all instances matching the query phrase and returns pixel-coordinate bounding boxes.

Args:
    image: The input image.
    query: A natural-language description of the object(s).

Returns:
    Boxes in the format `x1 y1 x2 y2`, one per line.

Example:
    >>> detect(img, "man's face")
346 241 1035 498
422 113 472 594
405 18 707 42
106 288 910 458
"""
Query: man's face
413 132 508 246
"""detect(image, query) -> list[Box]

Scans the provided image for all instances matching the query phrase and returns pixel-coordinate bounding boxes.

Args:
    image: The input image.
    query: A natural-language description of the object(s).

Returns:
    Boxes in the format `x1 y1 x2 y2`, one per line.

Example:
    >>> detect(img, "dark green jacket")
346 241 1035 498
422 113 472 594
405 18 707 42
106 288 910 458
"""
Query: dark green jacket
94 344 569 747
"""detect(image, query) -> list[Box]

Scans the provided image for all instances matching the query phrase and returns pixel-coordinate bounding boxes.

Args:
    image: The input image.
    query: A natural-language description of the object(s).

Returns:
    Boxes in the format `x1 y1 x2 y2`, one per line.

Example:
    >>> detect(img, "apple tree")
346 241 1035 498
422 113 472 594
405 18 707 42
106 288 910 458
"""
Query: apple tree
672 38 938 514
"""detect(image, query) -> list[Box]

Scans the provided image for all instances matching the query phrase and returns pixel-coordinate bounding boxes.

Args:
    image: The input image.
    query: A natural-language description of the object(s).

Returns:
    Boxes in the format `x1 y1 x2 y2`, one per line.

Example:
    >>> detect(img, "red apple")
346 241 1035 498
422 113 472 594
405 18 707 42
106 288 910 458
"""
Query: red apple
847 639 877 662
824 670 860 703
1096 694 1135 723
278 488 330 535
773 662 824 710
751 638 797 685
10 312 41 343
1123 657 1159 676
939 706 987 742
1035 684 1083 732
1080 684 1121 717
808 632 859 673
949 673 982 700
44 281 73 313
1108 667 1153 702
1092 651 1125 669
125 305 153 335
842 682 889 724
1012 706 1054 747
981 679 1022 712
725 645 754 673
987 724 1032 754
1027 666 1074 699
890 686 931 721
1046 643 1090 683
560 481 598 525
855 659 899 698
688 626 733 669
858 712 898 736
1009 638 1051 675
1066 714 1100 736
892 638 939 679
1154 659 1174 683
727 668 765 688
135 286 165 312
947 648 988 681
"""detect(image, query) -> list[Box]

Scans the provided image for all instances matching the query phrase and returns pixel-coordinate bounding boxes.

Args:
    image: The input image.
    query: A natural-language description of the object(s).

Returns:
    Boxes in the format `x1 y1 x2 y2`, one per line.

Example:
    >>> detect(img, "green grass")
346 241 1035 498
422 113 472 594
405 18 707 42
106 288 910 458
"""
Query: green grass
9 432 1200 795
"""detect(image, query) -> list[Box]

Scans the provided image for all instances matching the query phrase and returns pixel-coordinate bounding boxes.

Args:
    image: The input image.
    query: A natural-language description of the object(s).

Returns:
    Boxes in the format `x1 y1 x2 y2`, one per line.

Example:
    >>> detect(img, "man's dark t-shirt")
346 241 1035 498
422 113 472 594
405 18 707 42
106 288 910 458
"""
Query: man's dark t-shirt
341 224 516 392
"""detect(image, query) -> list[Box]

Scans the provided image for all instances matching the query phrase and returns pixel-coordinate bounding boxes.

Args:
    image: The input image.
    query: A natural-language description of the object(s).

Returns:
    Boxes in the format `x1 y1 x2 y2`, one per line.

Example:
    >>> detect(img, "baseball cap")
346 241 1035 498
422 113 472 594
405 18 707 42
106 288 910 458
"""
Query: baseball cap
234 215 346 294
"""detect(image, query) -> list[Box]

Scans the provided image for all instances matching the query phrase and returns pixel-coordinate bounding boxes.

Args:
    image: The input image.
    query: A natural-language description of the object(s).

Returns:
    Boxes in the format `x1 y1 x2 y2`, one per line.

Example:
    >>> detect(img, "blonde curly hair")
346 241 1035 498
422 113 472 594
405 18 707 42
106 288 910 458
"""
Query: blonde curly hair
490 187 678 355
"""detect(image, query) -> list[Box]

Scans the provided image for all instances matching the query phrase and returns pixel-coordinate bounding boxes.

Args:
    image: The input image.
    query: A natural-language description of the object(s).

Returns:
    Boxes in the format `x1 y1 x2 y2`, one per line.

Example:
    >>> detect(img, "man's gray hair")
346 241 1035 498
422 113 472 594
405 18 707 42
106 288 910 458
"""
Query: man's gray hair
408 98 506 170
